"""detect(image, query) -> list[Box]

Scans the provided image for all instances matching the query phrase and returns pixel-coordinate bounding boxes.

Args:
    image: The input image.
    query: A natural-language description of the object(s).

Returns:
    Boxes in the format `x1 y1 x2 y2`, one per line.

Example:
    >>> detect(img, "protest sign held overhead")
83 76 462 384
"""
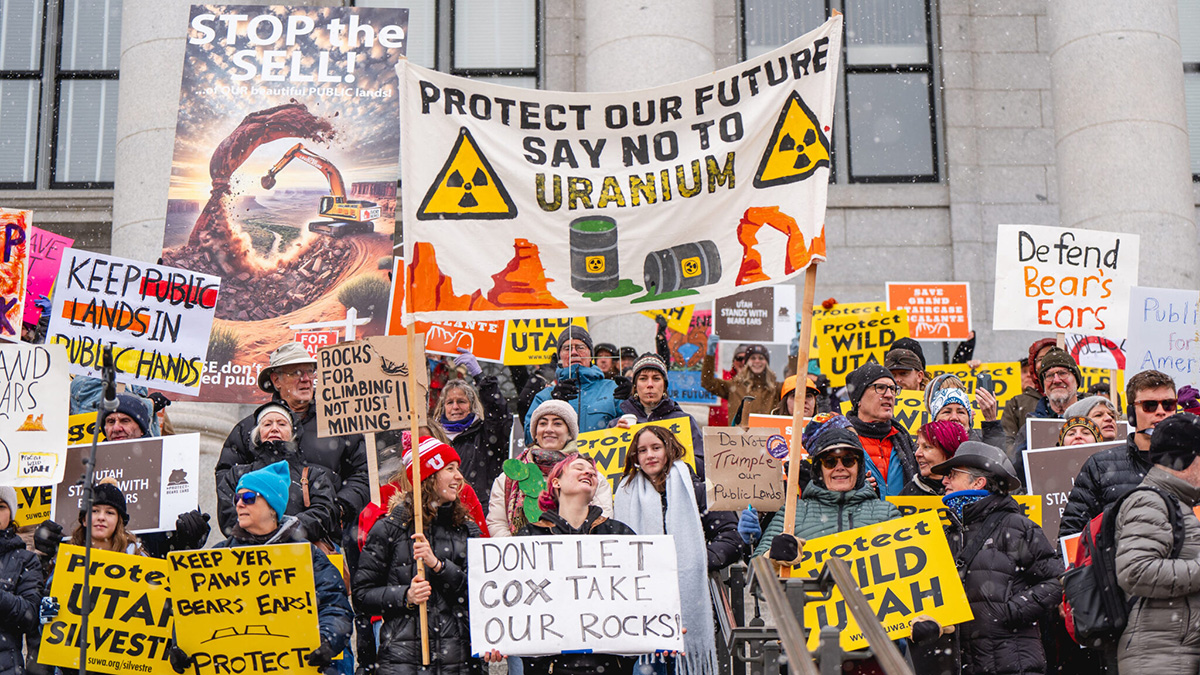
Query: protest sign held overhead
1124 286 1200 389
0 208 29 341
39 546 173 675
55 434 201 533
641 304 694 334
316 335 429 437
816 308 909 387
886 282 971 341
665 307 711 369
399 17 841 323
24 226 73 325
925 361 1023 419
503 317 589 365
714 285 797 343
46 249 221 396
0 342 69 486
161 5 408 403
705 427 784 510
576 419 695 491
1064 333 1126 370
468 536 685 656
787 512 974 650
169 543 323 675
993 224 1139 338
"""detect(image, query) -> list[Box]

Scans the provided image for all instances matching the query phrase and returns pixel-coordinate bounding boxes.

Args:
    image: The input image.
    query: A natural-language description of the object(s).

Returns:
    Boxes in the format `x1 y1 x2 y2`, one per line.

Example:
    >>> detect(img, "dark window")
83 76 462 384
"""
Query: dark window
1180 1 1200 179
742 0 939 183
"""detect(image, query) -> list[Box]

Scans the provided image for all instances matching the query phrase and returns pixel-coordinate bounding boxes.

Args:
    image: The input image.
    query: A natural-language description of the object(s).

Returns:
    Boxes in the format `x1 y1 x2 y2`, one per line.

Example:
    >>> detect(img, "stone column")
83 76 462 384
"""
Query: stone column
1047 0 1198 288
582 0 718 360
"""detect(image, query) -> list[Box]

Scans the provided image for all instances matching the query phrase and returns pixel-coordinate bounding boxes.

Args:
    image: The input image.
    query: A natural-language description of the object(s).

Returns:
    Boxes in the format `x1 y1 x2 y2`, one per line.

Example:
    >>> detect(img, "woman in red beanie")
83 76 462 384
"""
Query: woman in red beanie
900 420 969 496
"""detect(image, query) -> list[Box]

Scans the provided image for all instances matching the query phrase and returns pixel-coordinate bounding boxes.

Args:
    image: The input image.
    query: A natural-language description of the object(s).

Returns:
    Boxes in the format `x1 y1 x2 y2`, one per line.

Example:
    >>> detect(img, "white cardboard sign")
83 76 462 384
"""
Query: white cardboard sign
0 343 69 486
468 535 684 656
1124 285 1200 389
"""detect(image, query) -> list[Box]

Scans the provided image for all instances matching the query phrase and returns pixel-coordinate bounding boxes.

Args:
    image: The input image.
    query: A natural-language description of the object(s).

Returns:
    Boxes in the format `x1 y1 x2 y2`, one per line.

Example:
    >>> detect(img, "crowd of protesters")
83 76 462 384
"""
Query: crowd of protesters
6 316 1200 675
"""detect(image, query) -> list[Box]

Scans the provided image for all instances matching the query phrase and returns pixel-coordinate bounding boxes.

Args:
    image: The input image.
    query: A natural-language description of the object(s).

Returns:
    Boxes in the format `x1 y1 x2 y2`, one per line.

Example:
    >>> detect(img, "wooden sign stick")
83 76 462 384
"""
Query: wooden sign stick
782 265 818 577
404 275 431 665
1109 369 1120 410
365 431 380 507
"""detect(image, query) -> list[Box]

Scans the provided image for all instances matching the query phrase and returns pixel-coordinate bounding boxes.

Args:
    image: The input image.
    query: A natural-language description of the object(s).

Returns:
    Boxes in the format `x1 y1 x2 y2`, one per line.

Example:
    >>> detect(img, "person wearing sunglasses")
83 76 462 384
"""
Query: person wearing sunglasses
751 415 899 565
845 363 920 497
216 402 340 546
218 342 370 546
1059 369 1178 539
169 461 353 674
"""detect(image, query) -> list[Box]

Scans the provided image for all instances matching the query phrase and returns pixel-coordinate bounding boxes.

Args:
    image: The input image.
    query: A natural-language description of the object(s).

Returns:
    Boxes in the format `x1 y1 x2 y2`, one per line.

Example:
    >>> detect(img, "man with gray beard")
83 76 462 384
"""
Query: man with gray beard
1010 347 1084 477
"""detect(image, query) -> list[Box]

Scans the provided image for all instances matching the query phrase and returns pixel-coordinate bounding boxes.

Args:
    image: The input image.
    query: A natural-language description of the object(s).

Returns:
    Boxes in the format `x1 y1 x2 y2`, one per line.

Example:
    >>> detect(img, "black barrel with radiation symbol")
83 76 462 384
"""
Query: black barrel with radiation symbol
643 241 722 294
569 216 620 292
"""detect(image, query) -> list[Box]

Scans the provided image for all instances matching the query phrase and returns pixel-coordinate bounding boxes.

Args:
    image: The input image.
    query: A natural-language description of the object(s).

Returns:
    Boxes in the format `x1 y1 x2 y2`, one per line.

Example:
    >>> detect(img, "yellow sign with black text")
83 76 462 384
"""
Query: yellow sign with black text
502 317 588 366
787 512 974 651
888 495 1043 527
925 362 1024 420
168 544 322 675
577 419 695 492
839 393 982 435
39 545 173 674
640 305 695 335
68 412 104 445
817 309 909 387
15 484 54 527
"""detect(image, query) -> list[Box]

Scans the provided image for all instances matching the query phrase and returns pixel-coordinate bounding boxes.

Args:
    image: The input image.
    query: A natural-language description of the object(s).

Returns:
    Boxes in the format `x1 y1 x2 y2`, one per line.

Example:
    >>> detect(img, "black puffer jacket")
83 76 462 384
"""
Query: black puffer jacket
353 503 481 675
1058 436 1152 538
448 374 514 501
215 443 340 544
517 507 638 675
0 528 41 675
211 518 353 673
941 494 1064 675
218 399 369 525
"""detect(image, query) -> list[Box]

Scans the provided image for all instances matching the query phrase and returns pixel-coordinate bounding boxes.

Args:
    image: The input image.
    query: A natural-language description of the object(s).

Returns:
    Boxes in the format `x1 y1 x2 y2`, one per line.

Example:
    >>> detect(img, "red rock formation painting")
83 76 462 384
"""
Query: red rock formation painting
735 206 826 286
407 239 565 313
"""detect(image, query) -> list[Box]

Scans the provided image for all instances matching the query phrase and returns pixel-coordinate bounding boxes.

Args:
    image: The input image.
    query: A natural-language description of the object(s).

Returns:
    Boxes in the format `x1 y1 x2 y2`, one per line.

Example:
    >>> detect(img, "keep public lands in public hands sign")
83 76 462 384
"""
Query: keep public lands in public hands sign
400 18 842 322
993 224 1139 339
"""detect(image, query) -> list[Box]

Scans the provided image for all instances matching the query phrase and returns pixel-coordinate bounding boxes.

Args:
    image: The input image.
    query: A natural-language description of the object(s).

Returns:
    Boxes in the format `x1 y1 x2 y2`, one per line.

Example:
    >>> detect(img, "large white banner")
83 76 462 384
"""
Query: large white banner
0 343 69 486
399 17 841 323
46 249 220 396
993 224 1139 339
1125 286 1200 388
468 535 684 656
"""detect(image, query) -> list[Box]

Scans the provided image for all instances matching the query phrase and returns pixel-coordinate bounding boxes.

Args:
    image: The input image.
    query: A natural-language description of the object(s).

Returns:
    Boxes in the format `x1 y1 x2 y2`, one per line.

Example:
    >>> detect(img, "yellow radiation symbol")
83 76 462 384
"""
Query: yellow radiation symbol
681 256 702 278
586 256 606 274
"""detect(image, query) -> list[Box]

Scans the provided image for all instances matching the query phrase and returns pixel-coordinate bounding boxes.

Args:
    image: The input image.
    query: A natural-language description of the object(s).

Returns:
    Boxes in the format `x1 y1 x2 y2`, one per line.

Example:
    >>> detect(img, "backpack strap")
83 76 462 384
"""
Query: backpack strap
956 508 1008 575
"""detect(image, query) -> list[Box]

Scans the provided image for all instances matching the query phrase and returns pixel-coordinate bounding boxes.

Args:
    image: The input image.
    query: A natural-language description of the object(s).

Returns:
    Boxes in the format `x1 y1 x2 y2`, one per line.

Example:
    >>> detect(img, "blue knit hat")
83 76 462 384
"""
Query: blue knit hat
99 394 152 436
235 461 290 520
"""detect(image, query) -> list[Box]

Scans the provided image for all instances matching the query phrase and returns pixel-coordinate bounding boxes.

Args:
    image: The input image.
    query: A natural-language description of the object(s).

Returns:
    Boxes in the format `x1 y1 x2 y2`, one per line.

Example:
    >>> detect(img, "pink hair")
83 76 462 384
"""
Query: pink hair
537 453 596 513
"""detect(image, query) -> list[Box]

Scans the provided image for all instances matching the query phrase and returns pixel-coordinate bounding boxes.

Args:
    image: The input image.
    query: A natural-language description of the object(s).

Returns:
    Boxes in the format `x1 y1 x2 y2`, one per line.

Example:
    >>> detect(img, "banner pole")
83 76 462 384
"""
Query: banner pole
403 264 431 665
782 265 818 577
1056 332 1065 349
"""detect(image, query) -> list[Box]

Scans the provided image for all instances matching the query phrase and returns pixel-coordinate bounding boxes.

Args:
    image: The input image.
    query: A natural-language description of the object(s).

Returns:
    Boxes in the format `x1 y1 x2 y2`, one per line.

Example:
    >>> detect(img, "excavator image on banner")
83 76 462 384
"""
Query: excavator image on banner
260 143 381 237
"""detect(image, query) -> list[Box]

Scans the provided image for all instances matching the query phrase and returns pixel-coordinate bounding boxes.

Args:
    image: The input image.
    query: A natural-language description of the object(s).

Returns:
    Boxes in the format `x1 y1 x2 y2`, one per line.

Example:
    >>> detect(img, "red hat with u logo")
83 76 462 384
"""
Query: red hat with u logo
402 435 462 484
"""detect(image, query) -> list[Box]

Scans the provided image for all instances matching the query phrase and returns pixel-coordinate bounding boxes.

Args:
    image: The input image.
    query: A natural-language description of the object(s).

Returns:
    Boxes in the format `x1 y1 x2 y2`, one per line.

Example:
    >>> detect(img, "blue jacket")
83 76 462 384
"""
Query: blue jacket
524 364 622 443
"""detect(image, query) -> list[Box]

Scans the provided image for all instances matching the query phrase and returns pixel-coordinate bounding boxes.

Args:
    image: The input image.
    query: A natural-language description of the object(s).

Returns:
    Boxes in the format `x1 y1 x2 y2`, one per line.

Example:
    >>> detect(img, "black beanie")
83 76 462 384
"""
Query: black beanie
846 363 895 413
891 338 927 370
556 326 593 354
1149 413 1200 471
86 480 129 524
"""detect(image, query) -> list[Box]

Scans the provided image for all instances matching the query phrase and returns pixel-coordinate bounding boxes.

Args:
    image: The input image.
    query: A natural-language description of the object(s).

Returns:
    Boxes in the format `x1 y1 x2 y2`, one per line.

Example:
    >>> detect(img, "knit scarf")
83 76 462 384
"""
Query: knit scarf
942 489 988 521
614 462 717 675
440 413 476 435
849 413 893 440
504 446 568 534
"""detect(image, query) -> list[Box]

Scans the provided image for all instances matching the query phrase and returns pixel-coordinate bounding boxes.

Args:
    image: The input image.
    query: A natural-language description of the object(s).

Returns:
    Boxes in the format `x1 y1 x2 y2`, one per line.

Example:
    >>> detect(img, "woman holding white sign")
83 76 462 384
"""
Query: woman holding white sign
614 425 741 675
503 453 637 675
354 437 482 675
485 400 612 537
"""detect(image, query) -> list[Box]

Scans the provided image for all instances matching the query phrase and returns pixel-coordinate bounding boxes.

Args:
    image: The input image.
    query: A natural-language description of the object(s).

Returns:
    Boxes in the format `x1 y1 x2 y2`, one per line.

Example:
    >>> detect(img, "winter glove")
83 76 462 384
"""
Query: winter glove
40 597 59 625
789 334 800 357
551 378 579 402
305 642 338 668
737 506 761 545
454 348 482 377
909 619 942 645
706 333 720 356
170 510 210 551
169 643 194 674
34 519 63 559
612 375 633 401
768 533 799 564
148 392 173 412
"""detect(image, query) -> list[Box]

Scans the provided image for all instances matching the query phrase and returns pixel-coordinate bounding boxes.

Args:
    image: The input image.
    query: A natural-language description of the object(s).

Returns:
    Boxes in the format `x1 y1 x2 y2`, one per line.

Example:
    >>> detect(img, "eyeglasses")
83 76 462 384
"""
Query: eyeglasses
277 367 315 379
818 454 856 469
235 491 259 506
1043 368 1075 382
949 468 981 481
1137 398 1178 413
733 354 746 363
868 383 901 396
